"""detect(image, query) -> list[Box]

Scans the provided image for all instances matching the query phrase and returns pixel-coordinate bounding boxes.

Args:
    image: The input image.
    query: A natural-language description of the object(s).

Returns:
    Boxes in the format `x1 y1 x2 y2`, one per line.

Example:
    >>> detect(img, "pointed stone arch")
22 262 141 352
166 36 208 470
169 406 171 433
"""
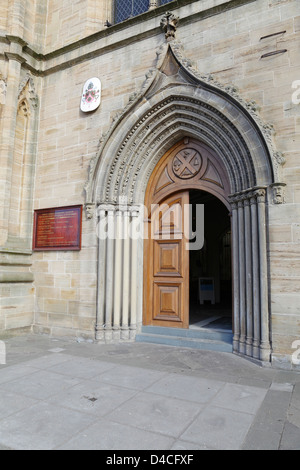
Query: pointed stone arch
87 36 286 363
85 40 285 208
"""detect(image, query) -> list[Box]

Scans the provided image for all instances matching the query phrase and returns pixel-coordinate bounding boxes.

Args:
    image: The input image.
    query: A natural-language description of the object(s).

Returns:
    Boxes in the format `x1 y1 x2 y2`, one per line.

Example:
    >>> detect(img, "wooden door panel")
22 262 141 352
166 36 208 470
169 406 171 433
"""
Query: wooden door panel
152 197 184 238
153 240 182 277
145 191 189 329
153 282 182 323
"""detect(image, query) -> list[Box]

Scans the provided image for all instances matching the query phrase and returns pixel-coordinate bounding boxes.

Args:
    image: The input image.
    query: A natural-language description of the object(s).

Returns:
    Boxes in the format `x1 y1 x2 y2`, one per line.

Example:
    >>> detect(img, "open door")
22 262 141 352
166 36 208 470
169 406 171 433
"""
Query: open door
144 191 189 329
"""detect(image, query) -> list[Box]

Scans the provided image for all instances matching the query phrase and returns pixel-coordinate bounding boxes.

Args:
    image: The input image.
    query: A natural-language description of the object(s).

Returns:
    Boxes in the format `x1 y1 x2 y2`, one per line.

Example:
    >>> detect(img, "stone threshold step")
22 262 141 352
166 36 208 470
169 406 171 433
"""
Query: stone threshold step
135 332 233 353
138 325 233 344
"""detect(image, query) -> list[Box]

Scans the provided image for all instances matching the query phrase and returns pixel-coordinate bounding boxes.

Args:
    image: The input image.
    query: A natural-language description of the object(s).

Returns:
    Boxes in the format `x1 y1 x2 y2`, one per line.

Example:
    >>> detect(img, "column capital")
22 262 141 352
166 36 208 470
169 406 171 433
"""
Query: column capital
253 187 267 203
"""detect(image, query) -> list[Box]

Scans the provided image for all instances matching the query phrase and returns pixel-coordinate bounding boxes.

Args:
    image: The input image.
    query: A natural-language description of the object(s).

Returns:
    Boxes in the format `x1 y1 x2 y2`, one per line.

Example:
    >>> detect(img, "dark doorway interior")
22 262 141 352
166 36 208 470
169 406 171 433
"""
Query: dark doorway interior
189 190 232 331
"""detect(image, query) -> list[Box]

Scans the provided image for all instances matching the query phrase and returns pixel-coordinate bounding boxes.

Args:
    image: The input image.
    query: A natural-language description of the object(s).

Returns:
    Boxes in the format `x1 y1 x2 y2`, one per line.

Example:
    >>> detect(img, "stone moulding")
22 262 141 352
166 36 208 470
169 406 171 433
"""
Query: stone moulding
0 272 34 283
84 24 285 207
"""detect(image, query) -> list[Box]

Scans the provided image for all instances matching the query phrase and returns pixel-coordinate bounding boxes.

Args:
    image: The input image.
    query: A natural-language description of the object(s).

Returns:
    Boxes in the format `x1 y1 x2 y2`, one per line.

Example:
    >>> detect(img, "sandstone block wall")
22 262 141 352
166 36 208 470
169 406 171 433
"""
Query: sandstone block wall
0 0 299 366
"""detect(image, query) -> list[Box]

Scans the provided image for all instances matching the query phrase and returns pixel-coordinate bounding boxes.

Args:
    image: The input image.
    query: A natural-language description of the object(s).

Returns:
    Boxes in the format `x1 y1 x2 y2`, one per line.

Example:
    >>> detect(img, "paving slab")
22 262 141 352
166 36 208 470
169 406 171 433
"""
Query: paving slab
0 401 96 451
0 333 300 450
180 405 255 450
58 419 175 451
47 379 138 417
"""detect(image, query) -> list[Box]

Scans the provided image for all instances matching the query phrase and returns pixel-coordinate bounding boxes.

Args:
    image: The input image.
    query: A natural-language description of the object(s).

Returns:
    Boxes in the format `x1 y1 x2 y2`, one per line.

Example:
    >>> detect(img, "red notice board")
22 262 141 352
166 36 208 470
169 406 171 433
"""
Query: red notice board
33 205 82 251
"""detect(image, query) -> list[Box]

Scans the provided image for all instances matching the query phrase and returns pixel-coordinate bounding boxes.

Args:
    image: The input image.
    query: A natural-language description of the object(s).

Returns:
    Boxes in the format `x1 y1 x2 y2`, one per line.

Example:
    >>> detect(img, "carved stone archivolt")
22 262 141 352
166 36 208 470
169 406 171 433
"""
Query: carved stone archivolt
84 13 285 208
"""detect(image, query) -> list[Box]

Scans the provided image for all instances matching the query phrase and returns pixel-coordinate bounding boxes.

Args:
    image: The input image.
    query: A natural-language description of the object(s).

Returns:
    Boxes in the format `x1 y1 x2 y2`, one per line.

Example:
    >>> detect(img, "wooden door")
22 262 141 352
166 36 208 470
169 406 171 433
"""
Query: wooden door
144 191 189 329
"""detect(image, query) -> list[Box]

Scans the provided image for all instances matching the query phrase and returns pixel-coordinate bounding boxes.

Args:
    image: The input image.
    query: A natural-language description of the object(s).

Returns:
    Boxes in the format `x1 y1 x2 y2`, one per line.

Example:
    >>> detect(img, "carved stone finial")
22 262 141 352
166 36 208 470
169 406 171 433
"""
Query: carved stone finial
160 12 179 42
149 0 158 10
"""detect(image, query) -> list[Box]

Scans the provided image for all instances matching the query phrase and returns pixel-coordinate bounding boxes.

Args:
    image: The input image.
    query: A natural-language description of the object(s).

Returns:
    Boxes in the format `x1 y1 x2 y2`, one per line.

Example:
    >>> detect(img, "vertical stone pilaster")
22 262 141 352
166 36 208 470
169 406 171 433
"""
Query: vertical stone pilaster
7 0 26 38
0 54 24 245
0 0 26 245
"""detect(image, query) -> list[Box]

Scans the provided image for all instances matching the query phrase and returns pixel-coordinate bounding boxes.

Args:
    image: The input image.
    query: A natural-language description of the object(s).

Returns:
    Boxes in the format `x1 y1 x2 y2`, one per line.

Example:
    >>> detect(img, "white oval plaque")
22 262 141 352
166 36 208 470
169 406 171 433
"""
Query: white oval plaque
80 77 101 112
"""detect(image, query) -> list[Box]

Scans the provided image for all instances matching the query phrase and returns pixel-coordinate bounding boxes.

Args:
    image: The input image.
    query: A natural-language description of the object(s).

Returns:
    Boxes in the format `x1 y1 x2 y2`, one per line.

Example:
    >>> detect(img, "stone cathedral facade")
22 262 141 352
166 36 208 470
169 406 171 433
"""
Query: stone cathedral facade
0 0 299 370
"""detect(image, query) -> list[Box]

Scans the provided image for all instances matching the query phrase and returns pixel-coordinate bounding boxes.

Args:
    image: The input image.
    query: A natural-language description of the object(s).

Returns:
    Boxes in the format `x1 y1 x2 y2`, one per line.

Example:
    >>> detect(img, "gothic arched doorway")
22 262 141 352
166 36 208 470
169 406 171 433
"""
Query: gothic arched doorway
143 138 232 331
88 42 283 363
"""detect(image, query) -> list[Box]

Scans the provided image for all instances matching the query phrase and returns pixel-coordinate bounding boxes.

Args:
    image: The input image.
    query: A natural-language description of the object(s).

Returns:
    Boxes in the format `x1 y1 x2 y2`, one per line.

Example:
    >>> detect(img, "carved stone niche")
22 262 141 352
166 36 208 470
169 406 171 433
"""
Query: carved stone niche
270 183 286 205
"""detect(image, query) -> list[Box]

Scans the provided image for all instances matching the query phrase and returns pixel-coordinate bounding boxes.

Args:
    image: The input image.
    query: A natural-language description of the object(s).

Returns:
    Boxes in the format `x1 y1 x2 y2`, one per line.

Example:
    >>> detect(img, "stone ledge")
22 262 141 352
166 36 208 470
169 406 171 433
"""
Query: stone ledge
0 272 34 283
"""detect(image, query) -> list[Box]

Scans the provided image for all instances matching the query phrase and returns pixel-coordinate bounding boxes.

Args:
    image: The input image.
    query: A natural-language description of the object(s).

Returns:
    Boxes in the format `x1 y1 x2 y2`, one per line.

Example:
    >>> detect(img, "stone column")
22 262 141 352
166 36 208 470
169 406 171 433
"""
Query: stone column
130 209 139 340
250 193 261 359
238 197 246 355
231 200 240 354
244 197 253 357
95 203 141 343
256 188 271 362
121 209 130 340
96 208 106 341
113 209 123 340
104 207 115 340
230 187 271 363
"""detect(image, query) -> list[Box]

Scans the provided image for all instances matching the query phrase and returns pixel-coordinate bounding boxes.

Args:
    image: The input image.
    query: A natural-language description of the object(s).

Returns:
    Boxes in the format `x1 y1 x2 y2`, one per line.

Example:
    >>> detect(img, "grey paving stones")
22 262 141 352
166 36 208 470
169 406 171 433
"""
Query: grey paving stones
58 419 175 450
0 402 95 450
180 406 255 450
107 392 204 438
0 334 299 450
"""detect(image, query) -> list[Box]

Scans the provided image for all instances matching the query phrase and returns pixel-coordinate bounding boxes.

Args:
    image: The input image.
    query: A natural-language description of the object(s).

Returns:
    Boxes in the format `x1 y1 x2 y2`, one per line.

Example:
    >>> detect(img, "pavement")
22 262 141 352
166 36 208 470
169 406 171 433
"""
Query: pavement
0 333 300 451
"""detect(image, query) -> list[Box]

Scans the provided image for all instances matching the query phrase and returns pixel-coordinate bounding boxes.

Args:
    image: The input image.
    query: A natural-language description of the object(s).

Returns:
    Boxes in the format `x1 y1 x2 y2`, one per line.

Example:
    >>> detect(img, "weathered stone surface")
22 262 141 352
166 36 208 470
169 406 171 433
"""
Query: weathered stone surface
0 0 299 365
